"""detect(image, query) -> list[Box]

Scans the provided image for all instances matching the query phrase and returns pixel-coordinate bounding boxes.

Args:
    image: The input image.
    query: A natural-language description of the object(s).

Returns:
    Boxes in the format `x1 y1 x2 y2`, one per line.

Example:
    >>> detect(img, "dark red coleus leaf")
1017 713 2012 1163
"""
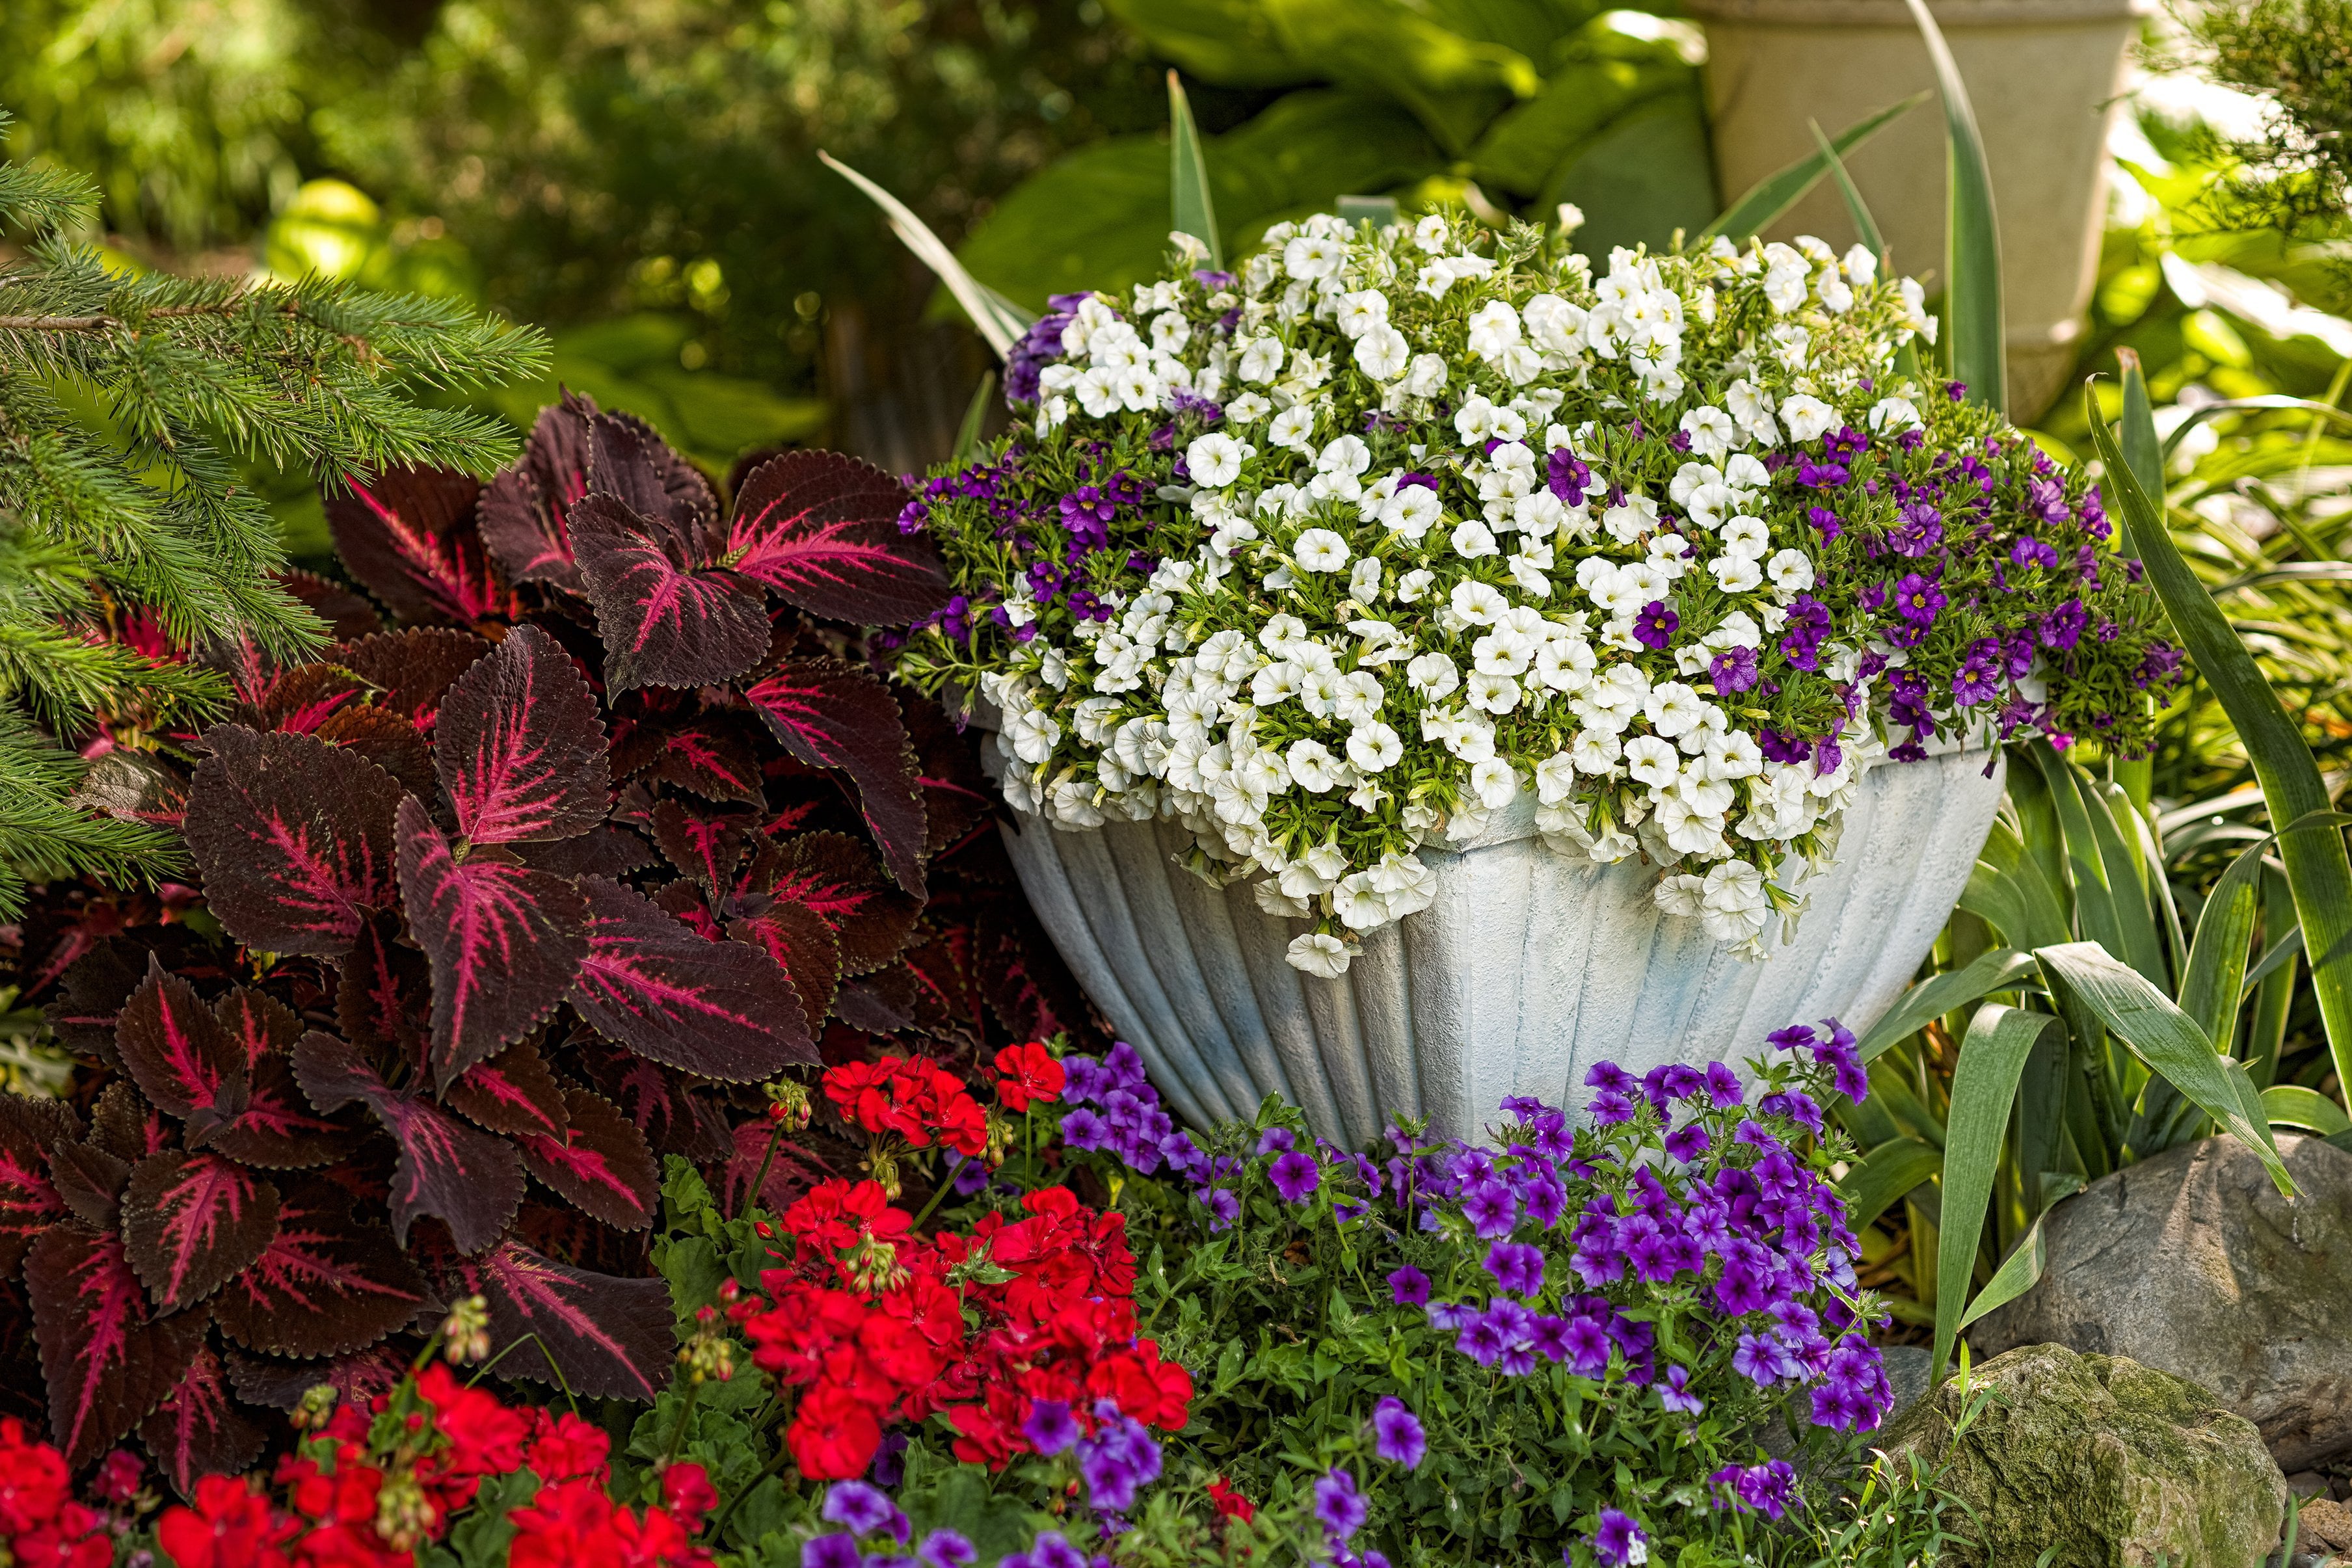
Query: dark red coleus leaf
728 897 838 1038
477 391 596 592
70 751 190 834
123 1151 281 1314
720 1117 834 1218
977 907 1091 1045
207 987 353 1169
579 1045 729 1162
48 1137 130 1229
140 1344 267 1501
0 1095 77 1273
650 797 752 899
336 629 492 727
25 1225 208 1468
902 925 986 1048
448 1039 568 1140
284 570 384 644
90 1080 173 1162
516 825 657 880
253 663 368 734
314 704 437 798
569 492 769 693
186 725 403 958
44 938 152 1057
337 910 428 1066
743 659 928 897
434 623 609 844
567 877 815 1080
450 1240 673 1402
725 451 946 626
114 957 244 1135
397 797 588 1090
588 410 719 543
834 974 917 1034
613 713 765 806
513 1088 658 1231
225 1343 407 1413
215 986 300 1071
749 831 921 975
291 1032 524 1253
212 1180 427 1359
325 466 509 626
651 877 722 939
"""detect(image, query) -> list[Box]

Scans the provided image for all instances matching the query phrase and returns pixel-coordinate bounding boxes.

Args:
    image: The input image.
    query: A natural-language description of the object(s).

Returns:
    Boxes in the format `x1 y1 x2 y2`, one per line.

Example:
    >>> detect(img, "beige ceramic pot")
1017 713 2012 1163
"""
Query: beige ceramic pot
1686 0 2148 420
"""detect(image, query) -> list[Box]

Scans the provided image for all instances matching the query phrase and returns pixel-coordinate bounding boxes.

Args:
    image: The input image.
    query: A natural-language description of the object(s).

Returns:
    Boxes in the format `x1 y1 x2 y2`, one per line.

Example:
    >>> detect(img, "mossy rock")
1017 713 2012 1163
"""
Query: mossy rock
1881 1342 2285 1568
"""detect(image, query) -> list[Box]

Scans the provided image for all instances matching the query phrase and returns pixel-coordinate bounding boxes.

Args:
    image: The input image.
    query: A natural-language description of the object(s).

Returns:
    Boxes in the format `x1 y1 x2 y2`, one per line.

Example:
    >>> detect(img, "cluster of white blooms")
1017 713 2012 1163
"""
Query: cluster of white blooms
957 213 1954 976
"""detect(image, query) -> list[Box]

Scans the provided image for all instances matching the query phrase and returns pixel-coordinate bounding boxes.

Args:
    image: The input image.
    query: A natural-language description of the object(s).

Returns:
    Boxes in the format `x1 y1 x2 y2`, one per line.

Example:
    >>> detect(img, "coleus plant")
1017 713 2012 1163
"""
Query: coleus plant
2 393 1097 1491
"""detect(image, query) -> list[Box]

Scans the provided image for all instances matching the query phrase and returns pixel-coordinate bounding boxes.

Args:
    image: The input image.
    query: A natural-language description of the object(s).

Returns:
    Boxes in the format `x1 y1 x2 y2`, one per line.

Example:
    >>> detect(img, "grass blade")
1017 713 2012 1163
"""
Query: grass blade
1700 93 1929 243
820 151 1036 358
1839 1136 1945 1232
2264 1083 2352 1136
2093 355 2352 1119
2034 940 2294 1193
1857 947 2038 1063
1166 71 1223 270
1934 1002 2060 1377
1901 0 2004 410
2027 743 2133 966
1958 820 2073 950
952 371 996 466
2180 839 2264 1054
1806 117 1925 384
1956 1209 2048 1333
2080 773 2171 987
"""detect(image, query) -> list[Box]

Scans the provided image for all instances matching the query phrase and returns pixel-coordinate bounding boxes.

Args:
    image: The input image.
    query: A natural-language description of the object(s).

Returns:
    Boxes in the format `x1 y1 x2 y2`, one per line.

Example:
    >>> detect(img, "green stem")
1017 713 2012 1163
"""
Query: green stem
738 1117 790 1223
662 1375 703 1467
710 1426 796 1541
908 1154 970 1231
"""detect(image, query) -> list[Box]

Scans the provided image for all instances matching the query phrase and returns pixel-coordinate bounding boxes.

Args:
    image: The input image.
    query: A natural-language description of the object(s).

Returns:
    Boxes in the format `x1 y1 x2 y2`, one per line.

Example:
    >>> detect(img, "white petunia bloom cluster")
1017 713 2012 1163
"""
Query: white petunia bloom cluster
935 217 1954 975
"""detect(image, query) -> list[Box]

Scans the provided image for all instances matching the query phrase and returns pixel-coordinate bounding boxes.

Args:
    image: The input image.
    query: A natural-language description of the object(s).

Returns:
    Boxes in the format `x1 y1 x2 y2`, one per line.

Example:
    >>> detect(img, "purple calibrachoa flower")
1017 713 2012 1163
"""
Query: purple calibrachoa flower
823 1481 909 1541
1632 599 1679 650
1371 1396 1428 1468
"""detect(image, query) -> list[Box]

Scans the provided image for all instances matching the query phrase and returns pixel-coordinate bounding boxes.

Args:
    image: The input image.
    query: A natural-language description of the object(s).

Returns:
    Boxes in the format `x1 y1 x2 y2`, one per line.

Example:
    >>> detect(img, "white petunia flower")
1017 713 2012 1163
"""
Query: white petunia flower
1348 556 1385 604
1465 671 1521 714
1406 651 1461 699
1287 931 1352 977
1655 873 1708 918
1238 336 1286 384
1869 396 1923 433
1533 635 1596 692
1449 579 1509 624
1534 751 1577 805
1355 326 1410 381
1467 300 1524 361
1225 390 1272 424
1779 393 1837 443
1383 484 1443 540
1643 681 1707 737
1316 434 1372 478
1333 872 1392 931
1413 213 1451 254
1285 233 1344 280
1451 518 1500 559
1288 738 1339 793
1269 403 1318 453
1334 289 1390 338
1454 394 1500 444
1721 515 1770 559
1009 706 1063 765
1396 568 1435 602
1470 757 1519 809
1602 492 1659 543
1404 352 1448 397
1679 405 1739 459
1570 727 1623 774
1709 553 1764 593
1347 722 1403 772
1625 735 1681 788
1185 432 1253 488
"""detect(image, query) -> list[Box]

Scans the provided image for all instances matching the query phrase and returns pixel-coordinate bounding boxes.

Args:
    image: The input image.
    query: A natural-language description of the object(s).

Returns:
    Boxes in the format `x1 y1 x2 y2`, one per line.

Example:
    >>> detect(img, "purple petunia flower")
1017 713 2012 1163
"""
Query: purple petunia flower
1586 1089 1637 1126
1659 1362 1704 1415
1633 600 1679 650
1371 1396 1427 1468
1461 1179 1518 1239
1662 1121 1711 1163
824 1481 909 1541
1315 1469 1369 1541
919 1530 978 1568
1388 1265 1431 1306
1485 1240 1546 1297
1022 1400 1080 1456
805 1535 862 1568
1589 1507 1648 1567
1199 1188 1240 1230
1268 1150 1321 1203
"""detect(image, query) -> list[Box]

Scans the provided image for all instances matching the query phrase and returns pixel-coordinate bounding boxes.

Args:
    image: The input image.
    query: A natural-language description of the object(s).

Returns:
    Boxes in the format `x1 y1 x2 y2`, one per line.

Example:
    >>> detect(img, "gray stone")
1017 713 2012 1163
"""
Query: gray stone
1882 1344 1933 1426
1882 1342 2286 1568
1973 1134 2352 1471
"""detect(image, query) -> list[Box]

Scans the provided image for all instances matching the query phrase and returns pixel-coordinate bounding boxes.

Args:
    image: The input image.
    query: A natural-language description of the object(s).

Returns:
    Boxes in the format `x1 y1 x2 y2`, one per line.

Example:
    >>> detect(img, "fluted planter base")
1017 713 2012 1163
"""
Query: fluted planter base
989 747 2005 1144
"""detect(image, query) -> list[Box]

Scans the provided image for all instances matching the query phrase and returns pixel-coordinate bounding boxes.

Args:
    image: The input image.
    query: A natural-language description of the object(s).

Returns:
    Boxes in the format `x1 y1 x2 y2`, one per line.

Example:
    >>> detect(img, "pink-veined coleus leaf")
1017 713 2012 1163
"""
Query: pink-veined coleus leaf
434 623 609 844
211 1180 427 1359
0 1095 77 1273
566 877 814 1080
48 1137 131 1229
123 1150 282 1314
477 390 596 592
568 492 769 693
25 1225 209 1468
397 798 588 1091
728 896 838 1037
448 1039 568 1139
513 1087 658 1232
140 1343 267 1501
579 1044 730 1162
224 1342 406 1413
214 986 299 1072
587 410 718 546
206 988 353 1170
335 629 492 728
747 830 922 975
90 1080 173 1162
336 909 429 1067
650 797 752 898
114 957 245 1136
324 466 510 626
185 725 403 958
724 450 947 626
515 825 657 881
742 658 928 897
448 1239 673 1402
252 663 368 734
291 1031 523 1253
720 1117 835 1217
314 703 437 798
612 713 765 806
284 571 384 644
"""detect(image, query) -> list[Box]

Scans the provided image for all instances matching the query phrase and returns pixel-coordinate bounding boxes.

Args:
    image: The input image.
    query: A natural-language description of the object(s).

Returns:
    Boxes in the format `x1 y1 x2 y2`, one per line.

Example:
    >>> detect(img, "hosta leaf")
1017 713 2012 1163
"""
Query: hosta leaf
570 493 769 693
514 1088 659 1231
751 831 922 975
48 1138 131 1229
729 897 840 1037
568 877 816 1080
292 1033 524 1252
140 1344 267 1500
187 725 403 957
651 797 753 898
314 704 436 798
723 451 946 626
212 1181 427 1359
0 1095 77 1273
453 1240 674 1402
26 1225 208 1468
123 1151 282 1315
743 659 928 896
433 624 609 845
336 629 492 726
448 1039 570 1139
325 466 507 626
397 798 588 1090
613 714 766 806
478 390 596 592
114 957 245 1131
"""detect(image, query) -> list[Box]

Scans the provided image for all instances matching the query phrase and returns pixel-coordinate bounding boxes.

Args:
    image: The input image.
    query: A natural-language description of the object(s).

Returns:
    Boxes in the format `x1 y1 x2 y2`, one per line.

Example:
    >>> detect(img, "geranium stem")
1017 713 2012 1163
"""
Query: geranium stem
740 1121 789 1222
909 1154 969 1230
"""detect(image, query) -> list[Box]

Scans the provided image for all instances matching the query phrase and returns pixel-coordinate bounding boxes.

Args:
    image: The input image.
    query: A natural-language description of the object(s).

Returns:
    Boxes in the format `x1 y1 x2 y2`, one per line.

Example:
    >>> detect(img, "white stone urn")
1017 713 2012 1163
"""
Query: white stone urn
1685 0 2148 421
983 732 2006 1144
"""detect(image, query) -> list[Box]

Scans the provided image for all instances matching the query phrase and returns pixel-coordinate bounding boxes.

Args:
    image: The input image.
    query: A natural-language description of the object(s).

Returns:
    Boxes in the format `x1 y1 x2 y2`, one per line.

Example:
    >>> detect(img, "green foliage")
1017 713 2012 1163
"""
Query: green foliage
0 110 545 914
957 4 1714 312
2158 0 2352 245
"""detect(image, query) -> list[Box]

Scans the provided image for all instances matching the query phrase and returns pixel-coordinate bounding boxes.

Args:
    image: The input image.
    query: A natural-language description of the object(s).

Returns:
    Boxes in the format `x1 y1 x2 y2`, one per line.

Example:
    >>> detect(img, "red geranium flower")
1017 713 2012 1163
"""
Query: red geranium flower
994 1042 1064 1112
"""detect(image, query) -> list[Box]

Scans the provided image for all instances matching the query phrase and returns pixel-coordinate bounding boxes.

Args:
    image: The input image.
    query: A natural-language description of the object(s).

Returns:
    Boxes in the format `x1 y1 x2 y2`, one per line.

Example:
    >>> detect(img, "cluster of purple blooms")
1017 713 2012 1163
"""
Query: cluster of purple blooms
1021 1398 1166 1512
1058 1042 1211 1181
803 1481 980 1568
